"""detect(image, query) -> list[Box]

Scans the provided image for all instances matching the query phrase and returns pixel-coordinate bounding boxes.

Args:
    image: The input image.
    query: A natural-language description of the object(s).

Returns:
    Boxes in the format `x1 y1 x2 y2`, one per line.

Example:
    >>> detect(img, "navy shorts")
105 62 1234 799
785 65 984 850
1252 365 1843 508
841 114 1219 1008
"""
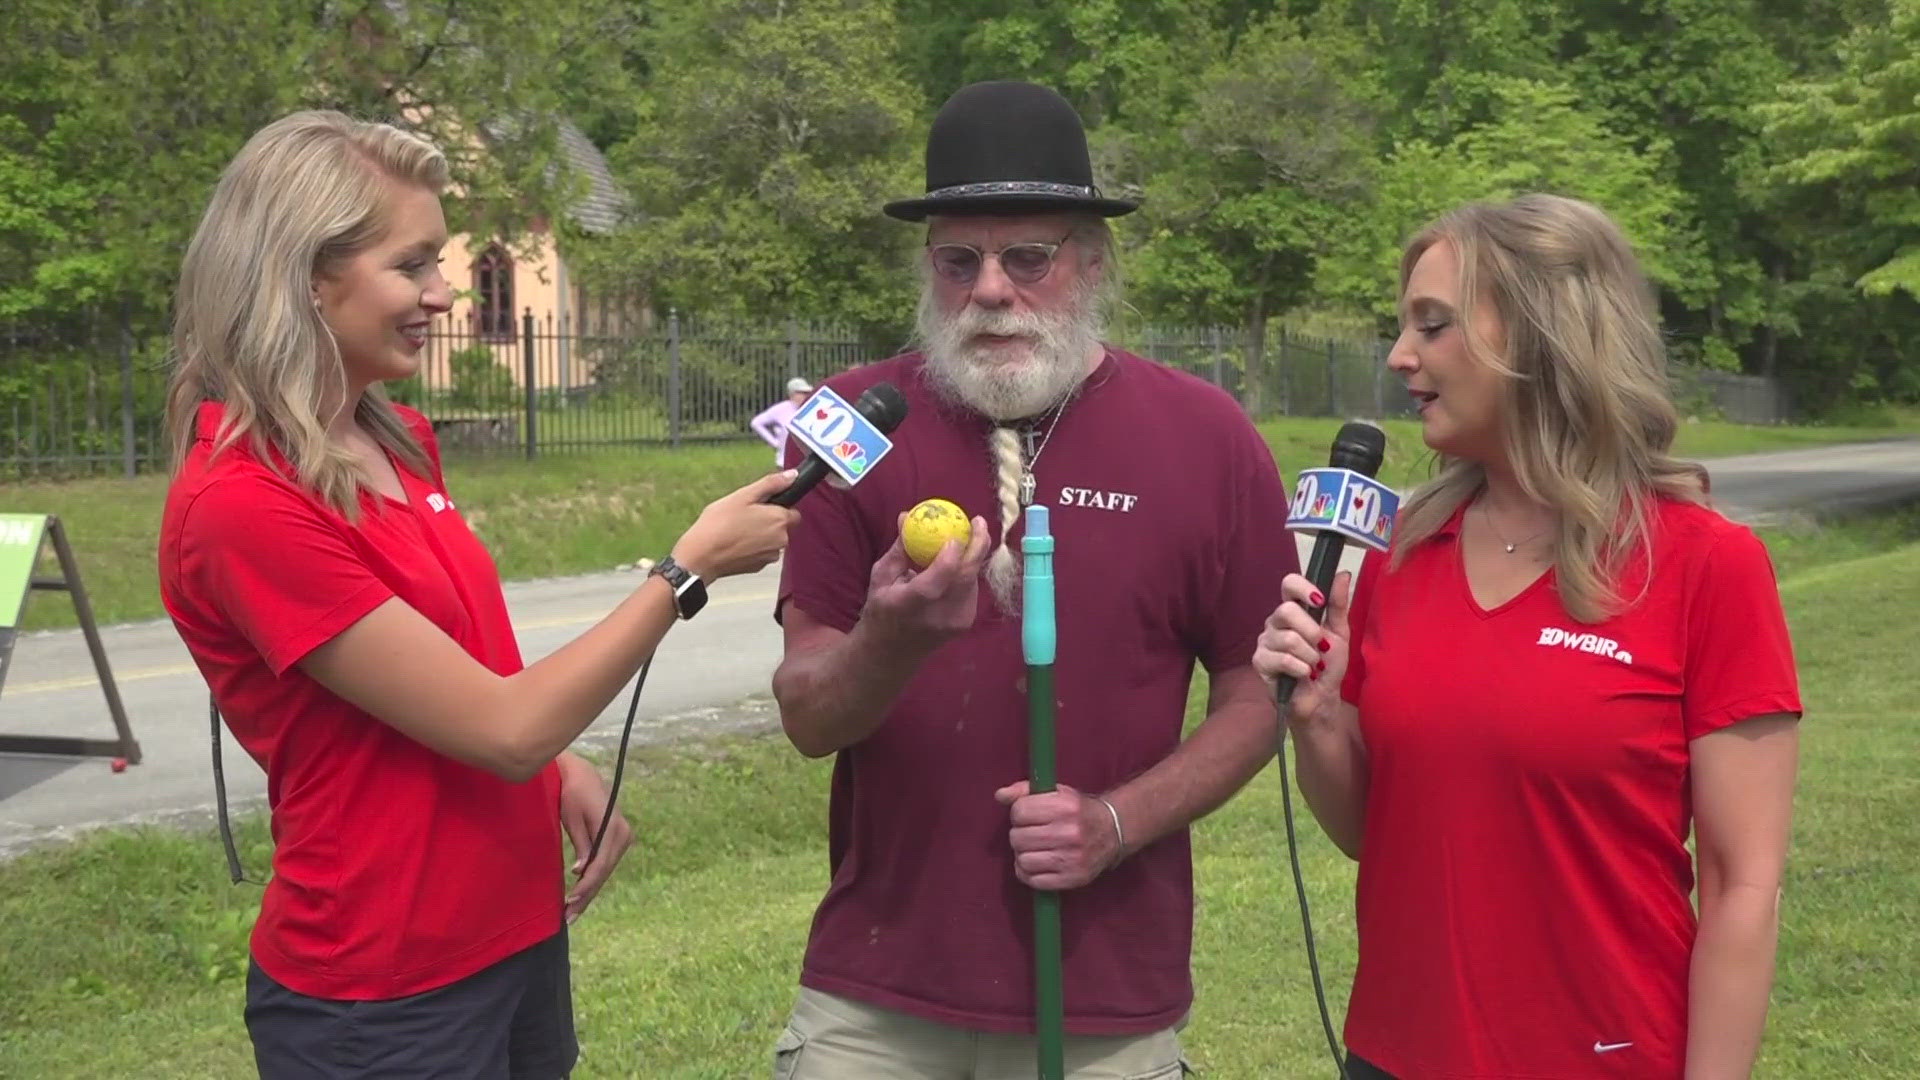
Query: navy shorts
244 928 577 1079
1344 1050 1396 1079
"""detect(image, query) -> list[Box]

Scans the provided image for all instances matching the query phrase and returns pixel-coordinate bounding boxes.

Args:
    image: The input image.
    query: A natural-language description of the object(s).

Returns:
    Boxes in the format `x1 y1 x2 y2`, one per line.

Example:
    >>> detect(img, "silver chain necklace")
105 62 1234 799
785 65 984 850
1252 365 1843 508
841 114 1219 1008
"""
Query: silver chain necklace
1015 405 1067 506
1479 499 1550 554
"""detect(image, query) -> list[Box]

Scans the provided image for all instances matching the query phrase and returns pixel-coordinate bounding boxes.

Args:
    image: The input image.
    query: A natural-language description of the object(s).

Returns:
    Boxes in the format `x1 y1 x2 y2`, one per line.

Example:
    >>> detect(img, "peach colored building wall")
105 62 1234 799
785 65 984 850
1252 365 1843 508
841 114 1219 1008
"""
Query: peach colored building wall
429 229 584 393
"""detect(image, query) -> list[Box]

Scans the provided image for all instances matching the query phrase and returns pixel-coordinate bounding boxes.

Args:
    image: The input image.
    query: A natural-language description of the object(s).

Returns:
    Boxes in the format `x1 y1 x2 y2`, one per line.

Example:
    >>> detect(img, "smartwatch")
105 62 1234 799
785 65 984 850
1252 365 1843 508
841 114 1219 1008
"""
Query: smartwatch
649 555 708 620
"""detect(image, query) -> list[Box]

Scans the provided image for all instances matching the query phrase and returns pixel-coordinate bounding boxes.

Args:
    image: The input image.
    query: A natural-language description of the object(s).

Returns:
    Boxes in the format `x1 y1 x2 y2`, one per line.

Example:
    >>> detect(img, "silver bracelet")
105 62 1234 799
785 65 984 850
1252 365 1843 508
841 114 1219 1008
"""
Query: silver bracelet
1096 795 1125 857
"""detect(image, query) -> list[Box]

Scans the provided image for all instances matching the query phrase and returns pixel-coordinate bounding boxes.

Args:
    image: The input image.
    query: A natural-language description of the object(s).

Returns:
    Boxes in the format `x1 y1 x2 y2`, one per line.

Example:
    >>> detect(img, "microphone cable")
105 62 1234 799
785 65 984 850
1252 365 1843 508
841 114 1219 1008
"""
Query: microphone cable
1279 729 1351 1079
580 653 652 871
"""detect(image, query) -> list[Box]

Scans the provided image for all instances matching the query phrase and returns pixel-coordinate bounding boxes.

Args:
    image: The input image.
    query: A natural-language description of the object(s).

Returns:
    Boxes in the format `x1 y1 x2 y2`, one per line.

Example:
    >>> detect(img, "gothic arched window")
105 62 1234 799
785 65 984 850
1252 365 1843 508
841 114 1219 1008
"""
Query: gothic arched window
474 244 514 340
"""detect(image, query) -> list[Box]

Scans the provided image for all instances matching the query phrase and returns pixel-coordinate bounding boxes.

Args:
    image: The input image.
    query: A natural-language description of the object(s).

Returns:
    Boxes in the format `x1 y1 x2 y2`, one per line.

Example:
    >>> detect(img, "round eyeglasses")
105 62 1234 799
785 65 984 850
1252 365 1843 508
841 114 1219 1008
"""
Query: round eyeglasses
926 232 1072 287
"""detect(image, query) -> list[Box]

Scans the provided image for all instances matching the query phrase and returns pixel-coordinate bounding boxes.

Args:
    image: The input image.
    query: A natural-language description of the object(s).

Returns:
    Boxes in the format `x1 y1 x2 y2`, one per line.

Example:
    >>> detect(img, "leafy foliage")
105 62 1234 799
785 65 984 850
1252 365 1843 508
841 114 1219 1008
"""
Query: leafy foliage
4 0 1917 412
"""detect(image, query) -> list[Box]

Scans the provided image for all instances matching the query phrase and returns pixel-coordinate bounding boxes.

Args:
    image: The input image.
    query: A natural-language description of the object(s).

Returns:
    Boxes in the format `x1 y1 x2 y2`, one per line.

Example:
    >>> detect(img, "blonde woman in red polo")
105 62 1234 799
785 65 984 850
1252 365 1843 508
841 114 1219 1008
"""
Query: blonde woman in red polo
159 110 796 1078
1257 194 1801 1080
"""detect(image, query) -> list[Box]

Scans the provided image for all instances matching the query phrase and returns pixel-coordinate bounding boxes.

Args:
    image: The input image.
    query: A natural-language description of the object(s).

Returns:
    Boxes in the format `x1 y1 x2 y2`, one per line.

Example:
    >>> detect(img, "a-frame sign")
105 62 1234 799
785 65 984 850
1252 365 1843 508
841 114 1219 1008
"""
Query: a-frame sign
0 514 141 763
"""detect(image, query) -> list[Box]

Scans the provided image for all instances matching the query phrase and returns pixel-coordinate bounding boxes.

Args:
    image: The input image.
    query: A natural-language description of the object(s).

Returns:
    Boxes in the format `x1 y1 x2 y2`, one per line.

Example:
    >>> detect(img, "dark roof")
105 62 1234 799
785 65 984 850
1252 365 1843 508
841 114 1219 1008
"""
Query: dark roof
476 114 630 235
554 119 628 235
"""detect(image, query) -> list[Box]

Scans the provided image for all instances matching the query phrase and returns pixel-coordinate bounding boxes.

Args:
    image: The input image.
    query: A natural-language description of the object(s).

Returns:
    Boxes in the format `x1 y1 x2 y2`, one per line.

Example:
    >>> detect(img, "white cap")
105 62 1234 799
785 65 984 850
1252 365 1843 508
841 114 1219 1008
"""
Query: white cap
786 377 814 395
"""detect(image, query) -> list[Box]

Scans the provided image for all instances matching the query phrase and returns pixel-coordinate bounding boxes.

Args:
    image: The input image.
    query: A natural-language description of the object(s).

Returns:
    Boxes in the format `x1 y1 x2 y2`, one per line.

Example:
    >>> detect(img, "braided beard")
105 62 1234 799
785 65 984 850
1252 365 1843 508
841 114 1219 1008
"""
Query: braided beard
915 276 1103 422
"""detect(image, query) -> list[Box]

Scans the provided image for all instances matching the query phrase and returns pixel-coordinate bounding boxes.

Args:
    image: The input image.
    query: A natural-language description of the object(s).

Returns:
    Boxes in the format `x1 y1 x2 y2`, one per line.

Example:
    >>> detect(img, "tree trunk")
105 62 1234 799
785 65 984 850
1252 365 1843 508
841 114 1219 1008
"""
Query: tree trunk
1244 301 1268 418
1759 263 1784 380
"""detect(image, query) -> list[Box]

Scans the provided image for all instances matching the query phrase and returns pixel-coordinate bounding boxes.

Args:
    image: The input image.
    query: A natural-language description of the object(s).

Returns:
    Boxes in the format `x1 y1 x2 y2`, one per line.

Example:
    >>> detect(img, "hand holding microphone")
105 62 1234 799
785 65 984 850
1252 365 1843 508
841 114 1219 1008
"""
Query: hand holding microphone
670 470 806 580
1258 421 1398 726
1255 571 1356 730
665 381 912 581
765 382 910 508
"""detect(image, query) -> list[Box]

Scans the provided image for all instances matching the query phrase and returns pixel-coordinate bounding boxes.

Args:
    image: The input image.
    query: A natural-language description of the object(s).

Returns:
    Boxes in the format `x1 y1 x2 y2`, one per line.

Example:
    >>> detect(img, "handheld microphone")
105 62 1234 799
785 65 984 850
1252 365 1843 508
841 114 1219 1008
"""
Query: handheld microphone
765 382 909 507
1275 420 1397 1080
584 380 908 872
1274 421 1396 707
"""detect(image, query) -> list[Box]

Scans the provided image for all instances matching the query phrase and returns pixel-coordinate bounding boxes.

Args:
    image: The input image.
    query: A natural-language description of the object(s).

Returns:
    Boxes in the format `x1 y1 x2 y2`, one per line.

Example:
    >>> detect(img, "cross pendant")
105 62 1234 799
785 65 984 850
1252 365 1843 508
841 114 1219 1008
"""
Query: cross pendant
1019 470 1036 507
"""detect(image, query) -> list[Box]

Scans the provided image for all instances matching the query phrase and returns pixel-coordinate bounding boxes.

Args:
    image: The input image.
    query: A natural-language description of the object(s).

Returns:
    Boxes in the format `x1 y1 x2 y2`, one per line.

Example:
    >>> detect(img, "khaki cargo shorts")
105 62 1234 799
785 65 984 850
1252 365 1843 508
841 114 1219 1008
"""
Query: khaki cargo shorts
771 986 1193 1079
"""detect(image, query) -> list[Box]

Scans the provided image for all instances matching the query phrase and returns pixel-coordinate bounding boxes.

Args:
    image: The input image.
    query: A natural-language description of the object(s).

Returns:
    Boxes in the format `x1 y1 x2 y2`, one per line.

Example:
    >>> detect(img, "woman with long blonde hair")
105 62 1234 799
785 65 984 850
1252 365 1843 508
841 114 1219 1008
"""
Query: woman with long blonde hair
1255 193 1802 1078
158 110 797 1077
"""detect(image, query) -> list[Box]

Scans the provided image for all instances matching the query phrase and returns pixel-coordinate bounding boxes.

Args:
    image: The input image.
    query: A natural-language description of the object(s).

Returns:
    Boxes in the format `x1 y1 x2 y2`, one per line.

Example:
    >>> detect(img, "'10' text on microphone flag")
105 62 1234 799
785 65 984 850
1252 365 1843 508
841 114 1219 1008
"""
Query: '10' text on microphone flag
1286 467 1400 553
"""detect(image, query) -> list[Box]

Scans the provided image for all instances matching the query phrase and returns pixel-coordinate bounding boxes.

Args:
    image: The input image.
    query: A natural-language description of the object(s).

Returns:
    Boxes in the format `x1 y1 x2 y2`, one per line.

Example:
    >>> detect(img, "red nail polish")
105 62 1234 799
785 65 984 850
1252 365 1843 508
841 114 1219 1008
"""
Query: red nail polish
1316 660 1327 673
1319 638 1332 653
1310 590 1326 606
1308 669 1319 682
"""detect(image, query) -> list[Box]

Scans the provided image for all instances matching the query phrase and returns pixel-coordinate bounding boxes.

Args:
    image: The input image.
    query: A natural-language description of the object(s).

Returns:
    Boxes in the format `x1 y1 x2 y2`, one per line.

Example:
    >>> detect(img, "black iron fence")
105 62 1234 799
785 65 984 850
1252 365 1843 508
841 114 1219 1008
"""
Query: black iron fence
1 311 169 479
0 308 1793 479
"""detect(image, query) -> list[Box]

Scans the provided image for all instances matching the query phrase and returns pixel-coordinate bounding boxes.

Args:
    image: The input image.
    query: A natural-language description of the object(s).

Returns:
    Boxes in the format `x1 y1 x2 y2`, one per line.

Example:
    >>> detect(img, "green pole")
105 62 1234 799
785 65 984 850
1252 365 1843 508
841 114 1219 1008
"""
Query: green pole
1021 504 1065 1079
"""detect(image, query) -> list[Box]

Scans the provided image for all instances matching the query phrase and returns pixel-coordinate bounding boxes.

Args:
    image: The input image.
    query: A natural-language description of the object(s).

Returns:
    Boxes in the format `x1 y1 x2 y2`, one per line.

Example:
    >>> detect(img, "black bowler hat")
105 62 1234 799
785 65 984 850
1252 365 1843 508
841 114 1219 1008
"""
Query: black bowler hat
883 81 1140 222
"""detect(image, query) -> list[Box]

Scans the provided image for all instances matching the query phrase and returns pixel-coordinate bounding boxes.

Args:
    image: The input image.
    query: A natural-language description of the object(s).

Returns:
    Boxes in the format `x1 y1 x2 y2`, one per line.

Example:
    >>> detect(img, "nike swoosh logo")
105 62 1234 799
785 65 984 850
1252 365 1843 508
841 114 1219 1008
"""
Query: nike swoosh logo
1593 1041 1633 1053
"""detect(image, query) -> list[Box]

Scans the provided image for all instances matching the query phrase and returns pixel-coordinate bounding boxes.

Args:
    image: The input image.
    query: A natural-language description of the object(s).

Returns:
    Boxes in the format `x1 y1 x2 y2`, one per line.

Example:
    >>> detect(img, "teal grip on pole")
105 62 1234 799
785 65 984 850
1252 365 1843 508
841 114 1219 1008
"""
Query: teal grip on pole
1021 505 1056 666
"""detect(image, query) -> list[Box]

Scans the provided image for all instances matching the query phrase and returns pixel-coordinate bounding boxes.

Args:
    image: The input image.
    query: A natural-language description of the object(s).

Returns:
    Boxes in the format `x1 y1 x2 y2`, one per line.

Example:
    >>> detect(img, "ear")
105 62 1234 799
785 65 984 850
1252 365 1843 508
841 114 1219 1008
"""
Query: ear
1072 217 1106 274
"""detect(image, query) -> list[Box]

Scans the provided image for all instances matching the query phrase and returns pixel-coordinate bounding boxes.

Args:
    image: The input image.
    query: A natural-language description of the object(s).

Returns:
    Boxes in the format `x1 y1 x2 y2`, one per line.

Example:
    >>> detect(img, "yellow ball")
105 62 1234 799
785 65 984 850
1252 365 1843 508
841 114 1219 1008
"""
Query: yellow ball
902 498 972 567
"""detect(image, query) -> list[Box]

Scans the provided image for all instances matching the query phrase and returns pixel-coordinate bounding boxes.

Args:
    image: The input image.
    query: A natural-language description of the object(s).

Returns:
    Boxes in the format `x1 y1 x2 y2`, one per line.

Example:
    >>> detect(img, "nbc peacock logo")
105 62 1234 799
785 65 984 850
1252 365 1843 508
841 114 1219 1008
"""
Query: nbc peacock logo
832 440 869 476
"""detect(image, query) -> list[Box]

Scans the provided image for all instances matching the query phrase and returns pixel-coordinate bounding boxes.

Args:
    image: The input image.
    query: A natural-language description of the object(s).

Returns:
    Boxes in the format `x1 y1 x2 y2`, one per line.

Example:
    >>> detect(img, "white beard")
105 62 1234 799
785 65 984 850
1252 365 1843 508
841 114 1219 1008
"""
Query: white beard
914 276 1109 614
915 279 1104 421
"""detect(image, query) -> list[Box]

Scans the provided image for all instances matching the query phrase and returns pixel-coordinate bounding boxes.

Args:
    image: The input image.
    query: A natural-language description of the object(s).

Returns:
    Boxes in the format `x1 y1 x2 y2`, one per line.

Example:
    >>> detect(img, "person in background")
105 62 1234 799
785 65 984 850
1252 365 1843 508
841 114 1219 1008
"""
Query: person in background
752 376 814 465
1255 192 1801 1080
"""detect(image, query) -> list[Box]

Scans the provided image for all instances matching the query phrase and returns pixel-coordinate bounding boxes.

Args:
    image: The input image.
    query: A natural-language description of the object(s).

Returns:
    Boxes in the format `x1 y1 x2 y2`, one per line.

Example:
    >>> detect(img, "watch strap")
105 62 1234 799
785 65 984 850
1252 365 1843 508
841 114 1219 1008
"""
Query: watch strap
649 555 708 619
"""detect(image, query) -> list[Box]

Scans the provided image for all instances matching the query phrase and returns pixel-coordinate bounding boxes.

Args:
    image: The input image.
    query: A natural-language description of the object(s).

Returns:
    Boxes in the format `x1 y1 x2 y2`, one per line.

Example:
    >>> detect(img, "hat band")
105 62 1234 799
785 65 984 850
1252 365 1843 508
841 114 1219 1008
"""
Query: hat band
921 180 1100 202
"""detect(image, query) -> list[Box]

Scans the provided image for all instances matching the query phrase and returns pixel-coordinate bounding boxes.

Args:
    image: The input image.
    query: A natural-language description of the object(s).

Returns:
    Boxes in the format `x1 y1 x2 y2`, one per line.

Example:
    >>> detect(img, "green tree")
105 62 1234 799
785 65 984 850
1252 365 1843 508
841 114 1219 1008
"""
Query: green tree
0 0 307 321
1753 0 1920 404
576 0 924 348
1315 0 1566 137
1314 79 1696 330
1112 15 1381 410
892 0 1271 130
0 0 636 328
1760 0 1920 300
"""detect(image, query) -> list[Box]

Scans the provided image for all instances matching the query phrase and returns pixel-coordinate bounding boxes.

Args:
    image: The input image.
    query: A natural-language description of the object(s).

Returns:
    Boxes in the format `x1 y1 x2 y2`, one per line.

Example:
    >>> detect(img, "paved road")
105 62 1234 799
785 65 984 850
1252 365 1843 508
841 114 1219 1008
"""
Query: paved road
0 567 790 857
1698 438 1920 523
3 438 1916 858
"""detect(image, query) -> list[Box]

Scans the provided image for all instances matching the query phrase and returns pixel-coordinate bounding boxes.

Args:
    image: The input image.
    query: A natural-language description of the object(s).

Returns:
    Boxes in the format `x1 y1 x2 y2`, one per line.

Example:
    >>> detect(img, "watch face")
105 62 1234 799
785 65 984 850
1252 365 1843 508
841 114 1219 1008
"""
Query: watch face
659 562 706 618
677 578 708 618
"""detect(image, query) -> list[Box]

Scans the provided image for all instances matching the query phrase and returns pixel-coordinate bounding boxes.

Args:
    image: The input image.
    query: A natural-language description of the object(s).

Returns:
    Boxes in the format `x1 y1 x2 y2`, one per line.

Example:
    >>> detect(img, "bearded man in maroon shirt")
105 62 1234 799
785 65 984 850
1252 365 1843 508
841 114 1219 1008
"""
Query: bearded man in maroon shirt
766 80 1300 1079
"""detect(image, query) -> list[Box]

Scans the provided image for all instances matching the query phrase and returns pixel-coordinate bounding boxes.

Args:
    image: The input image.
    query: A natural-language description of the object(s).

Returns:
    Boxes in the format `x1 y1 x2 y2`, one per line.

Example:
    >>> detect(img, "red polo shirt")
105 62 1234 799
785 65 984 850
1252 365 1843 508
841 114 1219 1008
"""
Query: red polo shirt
159 402 562 1000
1340 497 1802 1078
776 348 1297 1034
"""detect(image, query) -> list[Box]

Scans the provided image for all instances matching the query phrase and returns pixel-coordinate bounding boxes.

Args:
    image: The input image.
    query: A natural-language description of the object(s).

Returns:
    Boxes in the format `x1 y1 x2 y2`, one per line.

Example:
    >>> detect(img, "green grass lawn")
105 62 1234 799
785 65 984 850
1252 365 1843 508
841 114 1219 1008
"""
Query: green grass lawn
1 520 1916 1077
4 414 1914 633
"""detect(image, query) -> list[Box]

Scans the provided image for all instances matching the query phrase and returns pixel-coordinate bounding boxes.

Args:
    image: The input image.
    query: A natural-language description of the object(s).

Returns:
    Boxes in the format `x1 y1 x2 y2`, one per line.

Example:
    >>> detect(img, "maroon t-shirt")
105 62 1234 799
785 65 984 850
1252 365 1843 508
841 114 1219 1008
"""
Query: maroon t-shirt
775 348 1297 1034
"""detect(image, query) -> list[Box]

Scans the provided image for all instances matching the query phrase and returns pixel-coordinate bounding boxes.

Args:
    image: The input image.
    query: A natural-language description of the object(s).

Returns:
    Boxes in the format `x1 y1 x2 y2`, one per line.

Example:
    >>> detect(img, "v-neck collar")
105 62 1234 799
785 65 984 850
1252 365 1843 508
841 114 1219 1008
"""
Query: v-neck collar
1437 499 1555 619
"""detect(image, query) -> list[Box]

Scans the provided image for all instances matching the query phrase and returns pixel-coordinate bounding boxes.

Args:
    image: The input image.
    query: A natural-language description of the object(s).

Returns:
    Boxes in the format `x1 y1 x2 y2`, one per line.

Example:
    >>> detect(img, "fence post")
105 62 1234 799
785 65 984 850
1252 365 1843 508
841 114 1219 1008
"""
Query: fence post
521 308 537 461
786 314 800 381
1326 339 1338 417
668 308 683 448
557 310 570 405
118 300 136 478
1209 325 1224 389
1277 325 1290 416
1373 340 1386 418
